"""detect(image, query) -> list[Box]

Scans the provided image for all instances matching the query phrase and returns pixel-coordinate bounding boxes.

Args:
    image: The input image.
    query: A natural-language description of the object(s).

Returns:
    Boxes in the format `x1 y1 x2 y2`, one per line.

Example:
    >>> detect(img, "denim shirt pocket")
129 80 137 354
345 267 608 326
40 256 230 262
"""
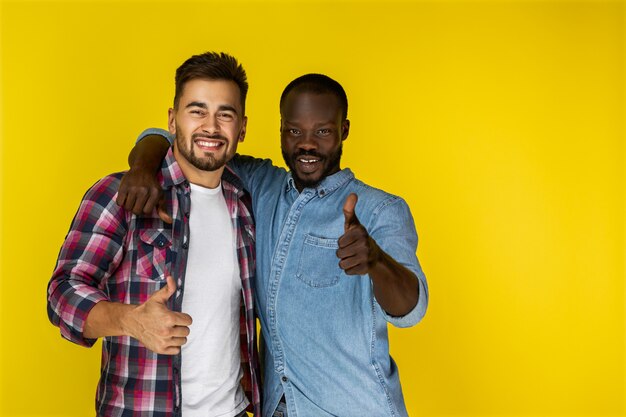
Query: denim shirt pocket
296 234 340 288
134 228 173 281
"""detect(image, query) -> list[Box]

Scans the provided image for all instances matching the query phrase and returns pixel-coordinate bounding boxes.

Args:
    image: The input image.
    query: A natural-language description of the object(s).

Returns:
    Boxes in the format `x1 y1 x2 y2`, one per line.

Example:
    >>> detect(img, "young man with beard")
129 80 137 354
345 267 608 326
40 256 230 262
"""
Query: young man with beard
47 52 260 417
119 74 428 417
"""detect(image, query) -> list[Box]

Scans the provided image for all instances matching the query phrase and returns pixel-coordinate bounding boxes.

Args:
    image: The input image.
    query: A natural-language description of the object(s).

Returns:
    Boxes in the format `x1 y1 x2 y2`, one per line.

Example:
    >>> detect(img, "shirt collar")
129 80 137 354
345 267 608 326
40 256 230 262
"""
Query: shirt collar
286 168 354 198
158 148 186 188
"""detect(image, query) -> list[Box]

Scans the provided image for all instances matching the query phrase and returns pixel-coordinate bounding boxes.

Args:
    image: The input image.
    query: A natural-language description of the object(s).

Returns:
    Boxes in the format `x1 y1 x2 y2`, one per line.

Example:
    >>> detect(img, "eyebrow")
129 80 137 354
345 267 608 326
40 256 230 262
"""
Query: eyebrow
217 104 238 113
185 101 208 109
185 102 238 114
283 120 336 127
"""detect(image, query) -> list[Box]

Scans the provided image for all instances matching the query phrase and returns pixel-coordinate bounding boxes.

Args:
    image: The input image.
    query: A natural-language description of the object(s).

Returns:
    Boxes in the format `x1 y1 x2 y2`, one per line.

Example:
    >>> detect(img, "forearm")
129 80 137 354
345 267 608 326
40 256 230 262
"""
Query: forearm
369 249 419 317
82 276 192 355
120 134 172 219
128 134 170 171
83 301 137 339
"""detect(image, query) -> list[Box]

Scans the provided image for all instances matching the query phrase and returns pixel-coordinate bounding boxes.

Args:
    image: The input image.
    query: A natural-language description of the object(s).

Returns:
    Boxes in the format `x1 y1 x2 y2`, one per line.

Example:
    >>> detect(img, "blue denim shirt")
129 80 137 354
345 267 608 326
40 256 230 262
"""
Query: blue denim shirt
140 129 428 417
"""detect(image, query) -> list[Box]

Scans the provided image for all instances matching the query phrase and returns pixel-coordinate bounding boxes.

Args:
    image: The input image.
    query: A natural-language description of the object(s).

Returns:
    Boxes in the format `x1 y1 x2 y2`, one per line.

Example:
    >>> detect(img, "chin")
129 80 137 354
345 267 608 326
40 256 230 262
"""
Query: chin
294 174 322 189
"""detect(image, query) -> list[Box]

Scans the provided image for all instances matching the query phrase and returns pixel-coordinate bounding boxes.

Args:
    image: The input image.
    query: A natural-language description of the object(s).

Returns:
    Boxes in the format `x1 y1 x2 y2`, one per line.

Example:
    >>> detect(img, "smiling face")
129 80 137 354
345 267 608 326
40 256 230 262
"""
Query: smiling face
280 90 350 191
169 78 246 186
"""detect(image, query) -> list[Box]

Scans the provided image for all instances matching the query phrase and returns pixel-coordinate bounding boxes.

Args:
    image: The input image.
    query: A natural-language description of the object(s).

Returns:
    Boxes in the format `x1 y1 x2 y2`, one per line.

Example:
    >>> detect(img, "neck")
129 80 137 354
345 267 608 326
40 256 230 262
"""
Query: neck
173 146 224 189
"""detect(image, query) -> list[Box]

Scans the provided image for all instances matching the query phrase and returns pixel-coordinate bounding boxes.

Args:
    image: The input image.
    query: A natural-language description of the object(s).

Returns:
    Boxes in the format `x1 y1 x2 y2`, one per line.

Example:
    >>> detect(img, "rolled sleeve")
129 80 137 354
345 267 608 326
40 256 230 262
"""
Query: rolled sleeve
381 272 428 328
47 175 127 346
137 128 173 145
47 272 109 347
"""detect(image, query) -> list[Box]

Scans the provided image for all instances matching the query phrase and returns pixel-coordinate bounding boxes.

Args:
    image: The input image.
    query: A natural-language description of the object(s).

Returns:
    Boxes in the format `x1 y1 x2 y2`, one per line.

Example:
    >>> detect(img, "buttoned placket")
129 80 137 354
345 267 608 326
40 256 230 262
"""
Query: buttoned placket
171 181 191 417
266 187 318 414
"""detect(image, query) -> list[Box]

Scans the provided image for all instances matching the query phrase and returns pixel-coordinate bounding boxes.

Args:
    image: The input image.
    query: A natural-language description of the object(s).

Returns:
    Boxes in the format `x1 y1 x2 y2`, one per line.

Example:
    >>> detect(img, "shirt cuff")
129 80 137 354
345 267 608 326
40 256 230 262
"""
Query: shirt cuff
382 275 428 328
54 286 110 347
137 128 173 145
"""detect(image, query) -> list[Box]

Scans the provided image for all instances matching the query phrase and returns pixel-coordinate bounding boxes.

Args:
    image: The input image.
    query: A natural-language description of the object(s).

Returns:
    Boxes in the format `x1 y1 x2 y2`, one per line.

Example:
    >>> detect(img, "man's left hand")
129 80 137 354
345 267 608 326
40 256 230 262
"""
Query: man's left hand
337 193 382 275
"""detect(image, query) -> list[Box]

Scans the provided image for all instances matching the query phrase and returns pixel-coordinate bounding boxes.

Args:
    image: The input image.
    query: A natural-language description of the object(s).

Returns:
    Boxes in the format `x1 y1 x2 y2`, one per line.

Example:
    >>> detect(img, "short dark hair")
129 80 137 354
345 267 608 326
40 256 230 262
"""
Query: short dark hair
174 52 248 113
280 73 348 120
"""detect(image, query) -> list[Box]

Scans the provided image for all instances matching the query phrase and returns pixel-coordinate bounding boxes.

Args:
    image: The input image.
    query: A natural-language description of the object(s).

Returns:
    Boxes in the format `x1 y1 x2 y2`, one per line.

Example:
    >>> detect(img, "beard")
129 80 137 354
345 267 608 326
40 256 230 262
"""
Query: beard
176 133 229 172
282 144 343 189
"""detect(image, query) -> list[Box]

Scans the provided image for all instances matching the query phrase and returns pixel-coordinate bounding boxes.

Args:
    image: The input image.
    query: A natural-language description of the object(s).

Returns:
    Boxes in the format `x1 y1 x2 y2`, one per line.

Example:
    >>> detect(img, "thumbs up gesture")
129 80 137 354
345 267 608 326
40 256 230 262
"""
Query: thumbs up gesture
337 193 382 275
125 276 193 355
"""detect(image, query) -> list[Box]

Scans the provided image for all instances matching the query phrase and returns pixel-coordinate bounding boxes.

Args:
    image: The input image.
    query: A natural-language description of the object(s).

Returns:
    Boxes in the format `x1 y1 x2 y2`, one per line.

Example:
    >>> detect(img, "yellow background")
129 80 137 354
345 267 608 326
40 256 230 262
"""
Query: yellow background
1 0 624 416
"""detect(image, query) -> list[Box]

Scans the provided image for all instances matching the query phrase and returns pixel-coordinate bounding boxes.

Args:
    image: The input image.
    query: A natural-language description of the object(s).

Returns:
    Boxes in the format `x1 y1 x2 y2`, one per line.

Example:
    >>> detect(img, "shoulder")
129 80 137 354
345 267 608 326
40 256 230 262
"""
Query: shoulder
82 172 126 204
222 166 246 193
347 177 407 216
71 172 129 232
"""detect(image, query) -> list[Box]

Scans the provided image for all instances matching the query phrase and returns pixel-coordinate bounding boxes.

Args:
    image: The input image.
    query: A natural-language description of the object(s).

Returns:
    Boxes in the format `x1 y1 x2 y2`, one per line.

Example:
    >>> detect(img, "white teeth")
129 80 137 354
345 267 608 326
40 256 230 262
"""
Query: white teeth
197 140 221 147
299 158 319 163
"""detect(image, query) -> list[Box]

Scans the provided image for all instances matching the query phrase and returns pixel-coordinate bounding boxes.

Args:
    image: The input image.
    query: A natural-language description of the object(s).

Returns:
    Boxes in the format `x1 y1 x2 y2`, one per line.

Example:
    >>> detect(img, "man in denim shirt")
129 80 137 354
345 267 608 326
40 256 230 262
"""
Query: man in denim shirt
119 74 429 417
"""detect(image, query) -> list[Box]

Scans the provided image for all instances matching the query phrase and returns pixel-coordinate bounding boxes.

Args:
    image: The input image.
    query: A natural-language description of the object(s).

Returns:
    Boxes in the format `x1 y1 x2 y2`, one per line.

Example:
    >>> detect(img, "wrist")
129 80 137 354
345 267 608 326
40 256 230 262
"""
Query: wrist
118 304 140 339
367 238 384 268
129 158 159 172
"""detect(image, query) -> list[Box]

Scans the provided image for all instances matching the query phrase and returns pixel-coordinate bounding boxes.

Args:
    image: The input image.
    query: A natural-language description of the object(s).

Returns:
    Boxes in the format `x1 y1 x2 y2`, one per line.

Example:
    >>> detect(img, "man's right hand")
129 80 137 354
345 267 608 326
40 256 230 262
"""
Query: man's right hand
116 168 172 224
124 276 192 355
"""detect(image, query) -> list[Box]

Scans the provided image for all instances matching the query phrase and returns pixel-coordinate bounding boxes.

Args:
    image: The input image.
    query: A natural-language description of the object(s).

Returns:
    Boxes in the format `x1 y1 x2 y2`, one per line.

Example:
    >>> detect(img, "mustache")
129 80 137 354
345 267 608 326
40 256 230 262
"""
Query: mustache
192 133 228 141
293 150 323 159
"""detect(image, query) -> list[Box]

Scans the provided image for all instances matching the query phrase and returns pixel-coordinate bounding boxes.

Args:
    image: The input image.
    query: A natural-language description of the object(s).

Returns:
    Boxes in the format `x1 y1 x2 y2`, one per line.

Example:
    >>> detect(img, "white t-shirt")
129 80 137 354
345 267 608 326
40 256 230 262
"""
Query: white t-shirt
181 182 248 417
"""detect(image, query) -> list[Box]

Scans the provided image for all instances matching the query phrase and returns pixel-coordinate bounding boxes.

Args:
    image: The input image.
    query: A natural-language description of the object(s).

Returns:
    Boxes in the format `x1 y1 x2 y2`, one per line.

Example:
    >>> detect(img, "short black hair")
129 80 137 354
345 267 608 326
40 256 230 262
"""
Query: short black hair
174 51 248 113
280 73 348 120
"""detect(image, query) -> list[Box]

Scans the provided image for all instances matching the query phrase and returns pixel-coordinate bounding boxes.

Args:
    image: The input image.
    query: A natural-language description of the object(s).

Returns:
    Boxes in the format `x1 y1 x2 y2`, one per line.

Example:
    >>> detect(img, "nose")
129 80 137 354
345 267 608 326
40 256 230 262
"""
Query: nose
298 131 317 151
201 115 220 135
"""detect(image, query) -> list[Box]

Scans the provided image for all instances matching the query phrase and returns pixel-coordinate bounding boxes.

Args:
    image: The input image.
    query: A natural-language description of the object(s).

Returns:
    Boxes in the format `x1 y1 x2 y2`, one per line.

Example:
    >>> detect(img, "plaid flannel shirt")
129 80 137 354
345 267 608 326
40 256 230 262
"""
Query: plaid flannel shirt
47 149 260 417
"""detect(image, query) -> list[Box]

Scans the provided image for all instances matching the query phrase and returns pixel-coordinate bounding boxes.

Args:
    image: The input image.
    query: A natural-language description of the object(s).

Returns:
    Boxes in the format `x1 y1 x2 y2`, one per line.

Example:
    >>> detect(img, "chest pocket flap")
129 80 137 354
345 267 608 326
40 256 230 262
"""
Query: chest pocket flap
135 228 172 280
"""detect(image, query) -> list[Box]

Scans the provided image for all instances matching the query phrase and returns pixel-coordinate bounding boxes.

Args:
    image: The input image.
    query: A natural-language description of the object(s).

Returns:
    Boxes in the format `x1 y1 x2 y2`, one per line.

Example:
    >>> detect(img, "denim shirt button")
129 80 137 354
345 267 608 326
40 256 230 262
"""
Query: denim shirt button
281 376 288 382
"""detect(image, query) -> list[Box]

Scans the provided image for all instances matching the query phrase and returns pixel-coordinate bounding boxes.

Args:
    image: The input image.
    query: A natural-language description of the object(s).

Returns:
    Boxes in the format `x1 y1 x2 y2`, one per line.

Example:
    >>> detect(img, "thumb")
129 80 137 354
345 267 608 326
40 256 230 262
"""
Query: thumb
343 193 360 231
157 196 173 224
151 275 176 304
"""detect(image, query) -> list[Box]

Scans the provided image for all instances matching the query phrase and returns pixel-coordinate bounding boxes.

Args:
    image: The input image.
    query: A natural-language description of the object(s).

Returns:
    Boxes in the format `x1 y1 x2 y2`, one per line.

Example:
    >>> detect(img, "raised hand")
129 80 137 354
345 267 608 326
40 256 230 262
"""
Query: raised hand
125 276 192 355
337 193 382 275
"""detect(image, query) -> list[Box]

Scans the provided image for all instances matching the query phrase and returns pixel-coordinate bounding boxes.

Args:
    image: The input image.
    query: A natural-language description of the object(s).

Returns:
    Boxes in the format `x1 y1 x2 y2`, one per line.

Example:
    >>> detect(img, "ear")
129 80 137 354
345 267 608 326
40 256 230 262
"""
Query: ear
238 115 248 143
168 108 176 135
341 119 350 142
